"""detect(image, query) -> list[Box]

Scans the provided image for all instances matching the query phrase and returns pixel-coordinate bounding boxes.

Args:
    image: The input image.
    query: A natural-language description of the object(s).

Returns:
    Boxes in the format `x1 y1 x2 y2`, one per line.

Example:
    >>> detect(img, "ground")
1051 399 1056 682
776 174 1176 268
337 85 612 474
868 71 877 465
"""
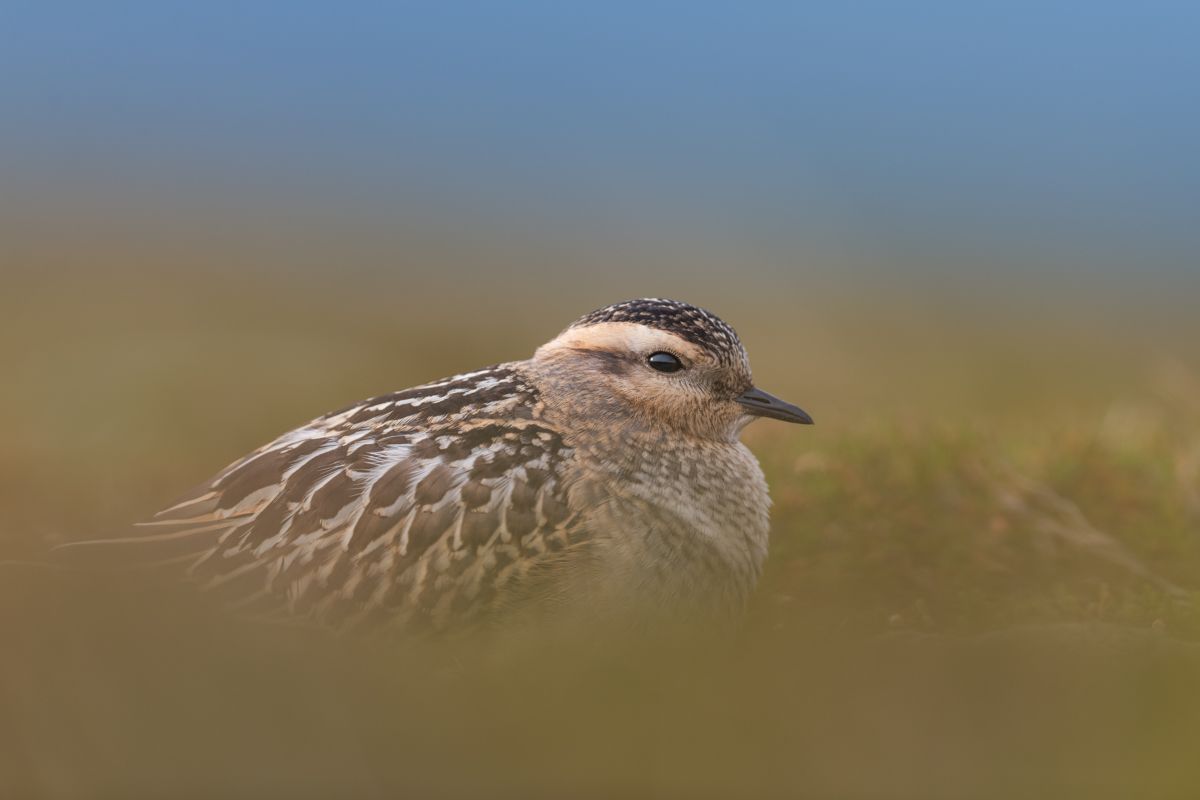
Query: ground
3 267 1199 797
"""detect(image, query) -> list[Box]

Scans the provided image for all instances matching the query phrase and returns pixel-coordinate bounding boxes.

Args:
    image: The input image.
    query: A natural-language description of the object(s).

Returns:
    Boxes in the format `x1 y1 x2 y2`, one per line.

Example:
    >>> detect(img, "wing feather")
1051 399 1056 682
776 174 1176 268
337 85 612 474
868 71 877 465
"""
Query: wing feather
61 364 584 632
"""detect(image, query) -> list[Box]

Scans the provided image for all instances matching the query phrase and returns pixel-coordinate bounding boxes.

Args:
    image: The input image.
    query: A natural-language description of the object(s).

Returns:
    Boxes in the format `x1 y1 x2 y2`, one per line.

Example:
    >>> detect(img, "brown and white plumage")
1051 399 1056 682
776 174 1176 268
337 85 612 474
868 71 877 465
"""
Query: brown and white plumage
65 299 812 633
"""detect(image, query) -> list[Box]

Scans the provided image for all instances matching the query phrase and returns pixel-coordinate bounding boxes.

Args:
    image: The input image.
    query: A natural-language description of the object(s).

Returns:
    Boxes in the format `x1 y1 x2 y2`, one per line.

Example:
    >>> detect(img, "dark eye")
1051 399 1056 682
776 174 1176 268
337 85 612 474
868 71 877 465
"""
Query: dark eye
647 351 684 373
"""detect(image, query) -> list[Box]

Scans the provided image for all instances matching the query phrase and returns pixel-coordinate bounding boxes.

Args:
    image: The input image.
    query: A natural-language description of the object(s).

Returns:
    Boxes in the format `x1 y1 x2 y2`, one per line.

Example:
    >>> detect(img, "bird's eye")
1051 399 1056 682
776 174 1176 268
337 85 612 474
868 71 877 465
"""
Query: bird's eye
647 351 684 373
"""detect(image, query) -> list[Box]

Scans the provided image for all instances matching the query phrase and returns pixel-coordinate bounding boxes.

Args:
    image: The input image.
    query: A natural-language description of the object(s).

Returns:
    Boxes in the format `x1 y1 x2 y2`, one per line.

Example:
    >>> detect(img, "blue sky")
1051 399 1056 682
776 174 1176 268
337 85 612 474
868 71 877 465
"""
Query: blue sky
3 1 1198 275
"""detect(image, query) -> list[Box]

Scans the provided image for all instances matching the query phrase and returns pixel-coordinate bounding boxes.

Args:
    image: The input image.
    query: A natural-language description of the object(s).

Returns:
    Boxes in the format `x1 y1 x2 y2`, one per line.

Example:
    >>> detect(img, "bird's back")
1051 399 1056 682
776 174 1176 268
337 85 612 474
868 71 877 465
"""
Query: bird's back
80 363 587 633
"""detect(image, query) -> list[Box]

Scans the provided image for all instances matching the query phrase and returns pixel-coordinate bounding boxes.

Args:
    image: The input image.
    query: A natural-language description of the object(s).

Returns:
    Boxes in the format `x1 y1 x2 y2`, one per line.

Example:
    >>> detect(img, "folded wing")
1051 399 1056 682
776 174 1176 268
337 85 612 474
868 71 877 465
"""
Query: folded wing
58 365 582 632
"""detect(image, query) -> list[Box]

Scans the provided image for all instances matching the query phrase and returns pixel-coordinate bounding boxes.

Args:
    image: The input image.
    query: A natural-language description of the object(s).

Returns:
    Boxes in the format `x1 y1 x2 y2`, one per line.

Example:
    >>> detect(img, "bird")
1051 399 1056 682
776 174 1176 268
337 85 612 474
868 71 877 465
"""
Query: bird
64 298 812 634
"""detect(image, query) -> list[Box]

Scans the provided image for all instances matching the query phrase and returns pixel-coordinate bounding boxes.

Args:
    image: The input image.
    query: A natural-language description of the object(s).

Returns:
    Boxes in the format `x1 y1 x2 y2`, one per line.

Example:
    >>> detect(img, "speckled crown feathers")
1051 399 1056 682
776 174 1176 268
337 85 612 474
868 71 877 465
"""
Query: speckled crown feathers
569 298 746 366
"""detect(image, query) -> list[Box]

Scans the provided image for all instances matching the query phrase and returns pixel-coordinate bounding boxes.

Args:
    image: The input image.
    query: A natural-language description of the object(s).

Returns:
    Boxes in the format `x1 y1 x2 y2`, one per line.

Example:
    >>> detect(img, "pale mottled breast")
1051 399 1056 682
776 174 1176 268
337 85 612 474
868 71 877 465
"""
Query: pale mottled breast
572 435 771 618
130 364 581 632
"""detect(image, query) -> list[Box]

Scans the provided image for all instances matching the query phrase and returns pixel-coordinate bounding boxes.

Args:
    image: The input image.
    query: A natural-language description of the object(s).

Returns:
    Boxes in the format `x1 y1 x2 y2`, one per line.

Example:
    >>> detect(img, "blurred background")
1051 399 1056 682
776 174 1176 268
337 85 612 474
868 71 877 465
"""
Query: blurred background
3 2 1200 797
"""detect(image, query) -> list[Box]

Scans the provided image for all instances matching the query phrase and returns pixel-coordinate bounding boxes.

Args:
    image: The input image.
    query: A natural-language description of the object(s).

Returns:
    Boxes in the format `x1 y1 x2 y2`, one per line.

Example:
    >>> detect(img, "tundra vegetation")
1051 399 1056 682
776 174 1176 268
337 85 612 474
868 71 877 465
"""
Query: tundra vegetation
3 267 1198 798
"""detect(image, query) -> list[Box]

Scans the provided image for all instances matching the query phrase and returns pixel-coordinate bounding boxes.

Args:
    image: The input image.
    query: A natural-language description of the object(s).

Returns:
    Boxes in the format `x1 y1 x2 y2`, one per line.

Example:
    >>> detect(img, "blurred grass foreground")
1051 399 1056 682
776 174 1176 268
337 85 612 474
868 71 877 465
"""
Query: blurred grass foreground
2 261 1200 798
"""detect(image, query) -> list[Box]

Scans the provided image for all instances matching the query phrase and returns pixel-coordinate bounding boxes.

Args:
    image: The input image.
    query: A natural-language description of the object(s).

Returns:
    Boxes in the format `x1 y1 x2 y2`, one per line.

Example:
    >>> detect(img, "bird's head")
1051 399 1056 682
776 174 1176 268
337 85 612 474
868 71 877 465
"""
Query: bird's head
532 298 812 441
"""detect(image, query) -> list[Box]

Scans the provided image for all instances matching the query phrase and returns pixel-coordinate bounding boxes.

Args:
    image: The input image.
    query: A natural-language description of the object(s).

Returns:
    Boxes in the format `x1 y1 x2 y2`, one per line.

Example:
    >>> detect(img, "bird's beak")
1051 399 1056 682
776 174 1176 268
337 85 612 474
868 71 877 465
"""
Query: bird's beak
736 387 814 425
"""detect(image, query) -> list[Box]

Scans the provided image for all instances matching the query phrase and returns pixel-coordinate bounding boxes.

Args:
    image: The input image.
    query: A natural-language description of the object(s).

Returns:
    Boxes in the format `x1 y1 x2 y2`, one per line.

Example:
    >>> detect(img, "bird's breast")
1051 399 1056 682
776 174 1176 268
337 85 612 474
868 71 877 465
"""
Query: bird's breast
568 438 771 617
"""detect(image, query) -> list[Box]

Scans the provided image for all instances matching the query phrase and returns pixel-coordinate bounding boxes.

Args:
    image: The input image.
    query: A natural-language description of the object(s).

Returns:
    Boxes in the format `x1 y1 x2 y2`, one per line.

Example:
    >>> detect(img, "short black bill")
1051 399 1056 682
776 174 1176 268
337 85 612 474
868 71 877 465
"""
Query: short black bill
736 386 814 425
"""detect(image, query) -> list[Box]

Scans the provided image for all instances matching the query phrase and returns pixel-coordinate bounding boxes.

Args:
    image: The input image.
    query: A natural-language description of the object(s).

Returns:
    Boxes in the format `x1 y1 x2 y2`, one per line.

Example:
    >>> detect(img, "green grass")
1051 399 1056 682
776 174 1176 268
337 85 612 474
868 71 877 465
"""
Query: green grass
3 266 1200 797
754 421 1200 639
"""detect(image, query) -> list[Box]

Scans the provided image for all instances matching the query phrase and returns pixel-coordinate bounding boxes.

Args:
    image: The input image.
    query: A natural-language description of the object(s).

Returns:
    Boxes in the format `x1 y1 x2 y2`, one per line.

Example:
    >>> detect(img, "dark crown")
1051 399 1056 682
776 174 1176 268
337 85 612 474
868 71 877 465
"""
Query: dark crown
570 298 746 366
